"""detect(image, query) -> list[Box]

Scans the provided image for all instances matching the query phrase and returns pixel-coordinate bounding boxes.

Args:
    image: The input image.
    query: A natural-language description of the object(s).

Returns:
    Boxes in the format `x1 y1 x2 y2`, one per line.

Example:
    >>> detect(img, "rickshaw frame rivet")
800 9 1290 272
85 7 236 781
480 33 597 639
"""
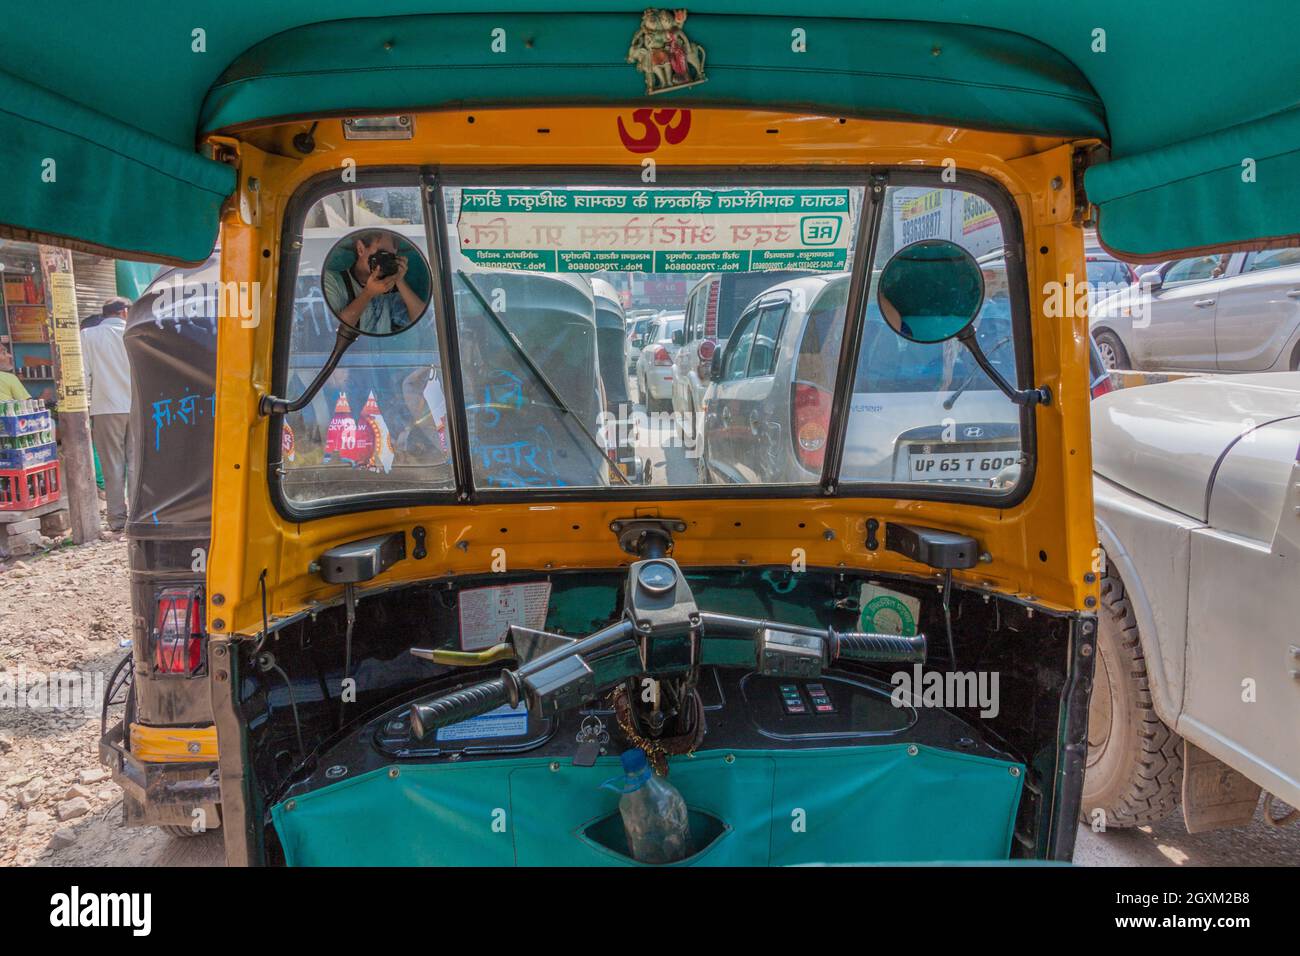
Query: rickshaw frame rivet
212 593 225 606
215 671 227 682
326 765 347 779
212 619 224 630
1080 644 1093 657
389 768 400 779
907 745 919 756
549 761 561 772
1084 596 1097 608
286 800 296 811
1050 176 1063 191
1083 572 1096 584
1009 767 1021 777
213 645 226 657
724 754 735 764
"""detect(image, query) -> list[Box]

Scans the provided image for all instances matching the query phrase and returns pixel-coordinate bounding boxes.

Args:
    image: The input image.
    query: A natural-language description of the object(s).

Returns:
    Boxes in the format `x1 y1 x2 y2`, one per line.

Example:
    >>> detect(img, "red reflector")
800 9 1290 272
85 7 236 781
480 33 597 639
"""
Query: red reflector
1090 375 1115 400
154 587 204 675
653 346 673 366
697 338 717 379
792 382 832 471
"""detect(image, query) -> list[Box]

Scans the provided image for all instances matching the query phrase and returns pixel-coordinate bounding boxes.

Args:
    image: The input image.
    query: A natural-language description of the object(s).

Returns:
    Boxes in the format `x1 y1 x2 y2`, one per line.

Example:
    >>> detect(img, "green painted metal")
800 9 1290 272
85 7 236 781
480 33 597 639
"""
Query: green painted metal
1 5 1297 262
271 745 1024 865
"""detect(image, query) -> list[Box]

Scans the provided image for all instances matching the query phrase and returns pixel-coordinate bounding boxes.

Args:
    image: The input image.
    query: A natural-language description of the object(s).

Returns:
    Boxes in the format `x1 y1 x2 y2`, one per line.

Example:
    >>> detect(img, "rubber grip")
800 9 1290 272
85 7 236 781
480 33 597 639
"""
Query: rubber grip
409 676 509 739
834 632 927 664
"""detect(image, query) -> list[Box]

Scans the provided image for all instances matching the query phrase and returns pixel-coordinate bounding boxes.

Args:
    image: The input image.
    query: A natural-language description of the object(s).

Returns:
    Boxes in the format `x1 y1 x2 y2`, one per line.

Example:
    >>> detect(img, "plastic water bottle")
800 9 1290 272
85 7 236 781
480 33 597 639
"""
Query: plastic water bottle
604 748 692 864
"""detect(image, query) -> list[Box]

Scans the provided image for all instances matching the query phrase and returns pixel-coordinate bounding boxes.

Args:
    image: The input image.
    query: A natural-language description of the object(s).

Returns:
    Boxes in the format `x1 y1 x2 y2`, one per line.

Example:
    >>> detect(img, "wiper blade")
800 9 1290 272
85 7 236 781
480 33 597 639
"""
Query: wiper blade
456 271 629 485
943 335 1011 411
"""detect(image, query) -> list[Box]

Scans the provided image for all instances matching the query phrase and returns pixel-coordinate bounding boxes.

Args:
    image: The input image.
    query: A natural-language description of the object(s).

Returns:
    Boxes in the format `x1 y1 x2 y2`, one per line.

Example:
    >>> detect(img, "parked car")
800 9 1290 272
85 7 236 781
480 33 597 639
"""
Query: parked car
591 277 640 481
1088 372 1300 830
697 273 1022 485
672 270 811 436
634 311 683 412
1090 247 1300 371
625 314 656 373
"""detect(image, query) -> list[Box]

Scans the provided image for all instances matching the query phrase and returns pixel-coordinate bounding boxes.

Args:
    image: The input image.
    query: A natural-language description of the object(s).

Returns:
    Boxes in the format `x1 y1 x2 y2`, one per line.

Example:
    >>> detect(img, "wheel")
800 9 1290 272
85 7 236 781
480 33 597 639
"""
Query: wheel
695 439 712 484
1093 330 1131 371
1082 562 1183 827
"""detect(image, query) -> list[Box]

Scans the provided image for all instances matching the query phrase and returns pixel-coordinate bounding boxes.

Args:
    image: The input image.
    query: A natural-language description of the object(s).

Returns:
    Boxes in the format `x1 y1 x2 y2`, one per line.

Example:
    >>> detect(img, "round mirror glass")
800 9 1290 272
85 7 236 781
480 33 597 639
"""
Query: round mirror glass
320 228 432 336
877 239 984 344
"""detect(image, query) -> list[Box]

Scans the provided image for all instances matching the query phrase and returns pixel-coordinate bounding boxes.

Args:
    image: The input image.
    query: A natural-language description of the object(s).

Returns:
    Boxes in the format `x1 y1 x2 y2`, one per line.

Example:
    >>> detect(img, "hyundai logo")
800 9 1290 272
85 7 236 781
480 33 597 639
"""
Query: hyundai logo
963 426 984 439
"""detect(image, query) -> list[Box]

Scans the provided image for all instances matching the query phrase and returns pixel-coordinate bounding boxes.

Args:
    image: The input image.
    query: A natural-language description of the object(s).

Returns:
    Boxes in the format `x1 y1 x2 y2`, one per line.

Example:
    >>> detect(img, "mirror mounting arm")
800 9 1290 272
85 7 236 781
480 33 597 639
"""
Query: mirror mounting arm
955 327 1051 408
258 322 360 417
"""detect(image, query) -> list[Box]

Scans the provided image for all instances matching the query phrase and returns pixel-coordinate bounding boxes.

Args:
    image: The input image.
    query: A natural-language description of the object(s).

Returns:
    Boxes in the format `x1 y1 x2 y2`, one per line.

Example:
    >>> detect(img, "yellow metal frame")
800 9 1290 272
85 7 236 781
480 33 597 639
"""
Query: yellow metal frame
130 723 219 763
206 107 1100 640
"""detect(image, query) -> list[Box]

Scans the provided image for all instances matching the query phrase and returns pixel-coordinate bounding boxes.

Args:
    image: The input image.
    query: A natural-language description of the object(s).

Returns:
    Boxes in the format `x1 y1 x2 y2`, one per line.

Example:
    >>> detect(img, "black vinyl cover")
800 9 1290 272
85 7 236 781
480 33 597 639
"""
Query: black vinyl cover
124 262 217 540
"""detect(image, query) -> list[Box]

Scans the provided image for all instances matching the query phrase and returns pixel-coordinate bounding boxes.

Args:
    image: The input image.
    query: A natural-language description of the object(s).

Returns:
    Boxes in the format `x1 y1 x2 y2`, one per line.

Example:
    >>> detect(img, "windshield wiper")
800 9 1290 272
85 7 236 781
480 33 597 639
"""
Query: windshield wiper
456 271 629 485
943 336 1011 411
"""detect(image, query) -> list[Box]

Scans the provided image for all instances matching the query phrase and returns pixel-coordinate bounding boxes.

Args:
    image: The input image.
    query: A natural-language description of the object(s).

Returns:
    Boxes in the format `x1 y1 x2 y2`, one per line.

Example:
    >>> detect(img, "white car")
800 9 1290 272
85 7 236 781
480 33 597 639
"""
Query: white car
1090 247 1300 372
635 312 683 412
1087 372 1300 831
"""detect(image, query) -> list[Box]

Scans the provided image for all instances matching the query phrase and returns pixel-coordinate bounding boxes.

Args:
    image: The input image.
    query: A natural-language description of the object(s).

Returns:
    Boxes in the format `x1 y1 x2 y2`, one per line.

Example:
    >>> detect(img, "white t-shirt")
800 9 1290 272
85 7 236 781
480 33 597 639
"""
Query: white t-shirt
81 317 132 416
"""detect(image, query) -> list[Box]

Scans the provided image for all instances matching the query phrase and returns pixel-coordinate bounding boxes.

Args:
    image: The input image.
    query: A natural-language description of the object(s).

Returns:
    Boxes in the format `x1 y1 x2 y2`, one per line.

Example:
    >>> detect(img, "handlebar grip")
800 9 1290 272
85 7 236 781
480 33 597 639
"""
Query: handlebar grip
409 676 510 740
834 632 927 664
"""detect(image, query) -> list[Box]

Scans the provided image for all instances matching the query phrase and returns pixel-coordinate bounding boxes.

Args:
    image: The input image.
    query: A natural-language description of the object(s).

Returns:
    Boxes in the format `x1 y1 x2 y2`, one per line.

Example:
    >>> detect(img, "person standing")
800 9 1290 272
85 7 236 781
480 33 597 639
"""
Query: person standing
0 339 31 402
82 297 133 531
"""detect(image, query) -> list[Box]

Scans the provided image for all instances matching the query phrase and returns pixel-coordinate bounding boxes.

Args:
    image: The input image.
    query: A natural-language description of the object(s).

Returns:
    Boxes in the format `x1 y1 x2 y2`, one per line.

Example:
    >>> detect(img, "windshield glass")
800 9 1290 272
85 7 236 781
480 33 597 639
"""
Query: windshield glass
274 177 1028 506
446 183 862 489
277 185 453 507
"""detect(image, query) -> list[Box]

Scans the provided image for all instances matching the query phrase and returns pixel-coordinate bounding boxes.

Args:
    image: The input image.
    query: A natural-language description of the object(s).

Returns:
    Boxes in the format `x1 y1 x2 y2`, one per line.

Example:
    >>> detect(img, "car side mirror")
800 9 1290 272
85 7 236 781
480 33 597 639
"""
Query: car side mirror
1139 271 1163 291
672 330 684 346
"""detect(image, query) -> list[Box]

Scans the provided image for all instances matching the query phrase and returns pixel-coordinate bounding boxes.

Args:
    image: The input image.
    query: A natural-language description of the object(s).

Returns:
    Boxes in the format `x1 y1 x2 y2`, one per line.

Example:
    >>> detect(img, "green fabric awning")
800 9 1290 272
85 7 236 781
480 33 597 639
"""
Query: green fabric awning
0 4 1296 263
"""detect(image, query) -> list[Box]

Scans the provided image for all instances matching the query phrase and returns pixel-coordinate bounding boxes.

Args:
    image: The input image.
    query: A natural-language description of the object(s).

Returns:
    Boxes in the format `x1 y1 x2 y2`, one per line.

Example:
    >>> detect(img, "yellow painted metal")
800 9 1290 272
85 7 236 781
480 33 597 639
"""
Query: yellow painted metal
130 723 219 763
206 107 1101 640
415 644 517 667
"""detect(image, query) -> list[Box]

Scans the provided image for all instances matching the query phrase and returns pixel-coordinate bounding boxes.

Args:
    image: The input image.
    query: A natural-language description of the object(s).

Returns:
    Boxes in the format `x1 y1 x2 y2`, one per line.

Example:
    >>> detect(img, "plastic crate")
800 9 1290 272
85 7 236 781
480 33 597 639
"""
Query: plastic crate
0 441 57 470
0 410 52 438
0 461 61 511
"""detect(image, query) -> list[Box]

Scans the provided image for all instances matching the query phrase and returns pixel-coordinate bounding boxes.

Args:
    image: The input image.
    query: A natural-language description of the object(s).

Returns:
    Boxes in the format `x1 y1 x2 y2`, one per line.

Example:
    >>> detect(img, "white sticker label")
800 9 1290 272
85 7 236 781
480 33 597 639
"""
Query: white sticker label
458 581 551 650
859 584 921 636
435 703 529 741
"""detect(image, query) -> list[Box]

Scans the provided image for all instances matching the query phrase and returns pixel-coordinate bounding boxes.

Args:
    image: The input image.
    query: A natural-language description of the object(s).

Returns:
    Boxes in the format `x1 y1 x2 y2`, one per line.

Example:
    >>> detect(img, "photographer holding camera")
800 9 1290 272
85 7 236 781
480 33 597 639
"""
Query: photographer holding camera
323 230 428 335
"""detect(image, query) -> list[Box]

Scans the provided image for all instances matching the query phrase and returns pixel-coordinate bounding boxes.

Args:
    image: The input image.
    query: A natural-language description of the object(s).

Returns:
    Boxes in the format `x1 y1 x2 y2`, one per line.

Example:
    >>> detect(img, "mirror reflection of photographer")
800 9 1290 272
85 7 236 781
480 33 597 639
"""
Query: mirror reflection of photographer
323 231 428 334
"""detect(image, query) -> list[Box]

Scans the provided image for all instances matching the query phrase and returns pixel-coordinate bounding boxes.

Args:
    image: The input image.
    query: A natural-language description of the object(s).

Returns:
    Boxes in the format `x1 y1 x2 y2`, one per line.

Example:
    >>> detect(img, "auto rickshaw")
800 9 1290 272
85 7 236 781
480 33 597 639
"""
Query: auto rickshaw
3 5 1295 867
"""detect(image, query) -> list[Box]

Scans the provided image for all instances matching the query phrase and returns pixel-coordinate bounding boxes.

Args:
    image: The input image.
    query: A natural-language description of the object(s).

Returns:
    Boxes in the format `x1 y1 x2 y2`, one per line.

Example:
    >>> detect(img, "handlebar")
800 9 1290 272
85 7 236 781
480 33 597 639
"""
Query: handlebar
407 611 926 739
409 675 510 740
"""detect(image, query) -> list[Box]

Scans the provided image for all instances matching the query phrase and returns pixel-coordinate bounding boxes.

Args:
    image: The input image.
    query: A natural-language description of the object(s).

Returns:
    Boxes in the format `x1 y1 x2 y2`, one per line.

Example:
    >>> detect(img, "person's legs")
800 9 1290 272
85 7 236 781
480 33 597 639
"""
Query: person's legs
91 413 129 530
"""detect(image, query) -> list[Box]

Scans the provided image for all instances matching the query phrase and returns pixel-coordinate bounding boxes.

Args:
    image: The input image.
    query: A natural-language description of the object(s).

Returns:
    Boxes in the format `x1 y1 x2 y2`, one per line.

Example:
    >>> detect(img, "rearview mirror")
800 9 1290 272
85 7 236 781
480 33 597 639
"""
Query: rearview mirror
321 227 432 336
1139 270 1163 291
877 239 984 344
672 330 684 346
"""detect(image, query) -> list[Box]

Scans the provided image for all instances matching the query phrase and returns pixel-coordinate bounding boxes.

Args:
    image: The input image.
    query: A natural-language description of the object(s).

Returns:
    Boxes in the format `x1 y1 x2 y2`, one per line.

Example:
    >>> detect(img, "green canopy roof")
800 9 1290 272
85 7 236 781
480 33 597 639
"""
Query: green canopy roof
2 3 1297 263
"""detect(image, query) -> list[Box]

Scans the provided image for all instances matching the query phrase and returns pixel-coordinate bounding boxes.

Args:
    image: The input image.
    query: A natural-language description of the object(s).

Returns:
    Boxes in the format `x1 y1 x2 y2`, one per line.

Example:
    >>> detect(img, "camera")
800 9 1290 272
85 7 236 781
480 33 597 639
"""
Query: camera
368 249 399 279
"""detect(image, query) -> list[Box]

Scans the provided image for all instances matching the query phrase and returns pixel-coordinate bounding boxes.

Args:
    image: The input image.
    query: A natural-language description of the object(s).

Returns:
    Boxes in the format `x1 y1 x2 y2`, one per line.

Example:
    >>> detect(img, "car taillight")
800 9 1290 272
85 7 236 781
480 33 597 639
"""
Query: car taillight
153 587 204 676
654 345 673 366
1090 374 1115 400
792 382 832 471
697 338 717 379
704 282 720 338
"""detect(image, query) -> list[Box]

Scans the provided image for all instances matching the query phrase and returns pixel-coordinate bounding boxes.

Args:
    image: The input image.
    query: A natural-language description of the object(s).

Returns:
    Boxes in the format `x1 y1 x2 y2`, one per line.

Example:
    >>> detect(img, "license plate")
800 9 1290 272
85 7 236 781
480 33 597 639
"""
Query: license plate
908 449 1019 481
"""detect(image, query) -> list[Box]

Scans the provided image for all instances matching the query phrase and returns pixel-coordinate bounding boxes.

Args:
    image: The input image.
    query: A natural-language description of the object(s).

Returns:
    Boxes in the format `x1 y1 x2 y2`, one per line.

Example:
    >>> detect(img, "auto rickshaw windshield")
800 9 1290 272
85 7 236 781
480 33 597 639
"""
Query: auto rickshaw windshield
274 177 1028 508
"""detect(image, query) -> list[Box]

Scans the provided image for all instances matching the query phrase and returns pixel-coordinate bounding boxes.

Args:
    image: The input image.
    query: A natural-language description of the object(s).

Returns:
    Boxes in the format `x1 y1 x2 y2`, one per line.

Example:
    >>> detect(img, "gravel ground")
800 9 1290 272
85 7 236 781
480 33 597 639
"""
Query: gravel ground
1 531 1293 867
0 530 222 866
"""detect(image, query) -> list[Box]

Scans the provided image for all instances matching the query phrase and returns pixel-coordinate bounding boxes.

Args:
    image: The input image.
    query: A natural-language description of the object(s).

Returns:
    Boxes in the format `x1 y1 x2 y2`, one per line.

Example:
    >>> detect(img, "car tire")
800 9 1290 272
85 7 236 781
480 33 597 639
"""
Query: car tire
1093 330 1131 371
1081 563 1183 828
695 439 712 484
